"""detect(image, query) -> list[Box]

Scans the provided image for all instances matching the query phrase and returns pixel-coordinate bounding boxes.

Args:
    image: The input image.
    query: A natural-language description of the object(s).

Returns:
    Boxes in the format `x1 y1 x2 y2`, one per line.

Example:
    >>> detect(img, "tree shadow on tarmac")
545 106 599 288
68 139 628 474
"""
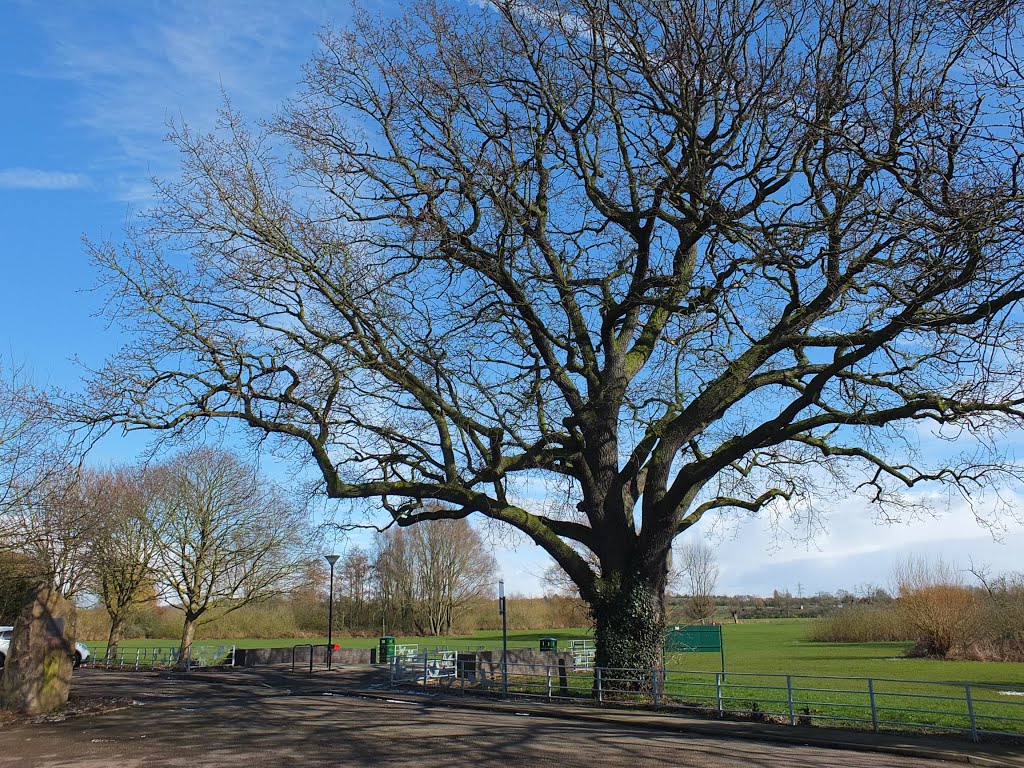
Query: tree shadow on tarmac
0 670 953 768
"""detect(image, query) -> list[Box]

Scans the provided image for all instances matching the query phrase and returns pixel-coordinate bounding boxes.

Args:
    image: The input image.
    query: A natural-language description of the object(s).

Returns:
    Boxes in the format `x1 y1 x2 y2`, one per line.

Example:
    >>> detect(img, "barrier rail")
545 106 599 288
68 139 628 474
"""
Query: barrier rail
290 644 336 673
88 644 235 671
389 654 1024 742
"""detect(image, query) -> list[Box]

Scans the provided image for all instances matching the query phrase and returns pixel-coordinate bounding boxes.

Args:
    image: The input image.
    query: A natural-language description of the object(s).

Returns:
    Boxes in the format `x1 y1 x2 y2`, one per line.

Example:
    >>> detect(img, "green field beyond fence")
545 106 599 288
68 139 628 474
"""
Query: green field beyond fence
87 620 1024 737
86 620 1024 687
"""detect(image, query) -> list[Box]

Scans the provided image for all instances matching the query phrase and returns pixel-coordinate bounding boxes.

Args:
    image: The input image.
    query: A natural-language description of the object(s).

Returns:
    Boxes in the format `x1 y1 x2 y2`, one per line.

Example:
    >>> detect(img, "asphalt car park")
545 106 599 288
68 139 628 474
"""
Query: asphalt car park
0 668 1008 768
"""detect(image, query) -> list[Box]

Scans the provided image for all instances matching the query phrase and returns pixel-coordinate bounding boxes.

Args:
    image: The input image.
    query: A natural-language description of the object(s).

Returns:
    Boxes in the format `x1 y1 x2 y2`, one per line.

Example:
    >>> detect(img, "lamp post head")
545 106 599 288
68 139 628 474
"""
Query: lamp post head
498 579 504 599
325 554 340 567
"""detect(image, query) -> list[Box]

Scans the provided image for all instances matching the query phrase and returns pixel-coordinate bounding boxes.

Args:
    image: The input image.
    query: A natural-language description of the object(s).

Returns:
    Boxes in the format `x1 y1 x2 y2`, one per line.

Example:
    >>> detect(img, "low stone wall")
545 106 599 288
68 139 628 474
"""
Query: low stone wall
448 649 577 681
234 645 577 672
234 646 376 667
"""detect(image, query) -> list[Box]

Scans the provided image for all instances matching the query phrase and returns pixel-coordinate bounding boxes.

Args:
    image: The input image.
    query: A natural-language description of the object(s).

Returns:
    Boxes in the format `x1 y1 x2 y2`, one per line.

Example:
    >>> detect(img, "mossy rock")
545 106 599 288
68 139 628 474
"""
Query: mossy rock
0 584 76 715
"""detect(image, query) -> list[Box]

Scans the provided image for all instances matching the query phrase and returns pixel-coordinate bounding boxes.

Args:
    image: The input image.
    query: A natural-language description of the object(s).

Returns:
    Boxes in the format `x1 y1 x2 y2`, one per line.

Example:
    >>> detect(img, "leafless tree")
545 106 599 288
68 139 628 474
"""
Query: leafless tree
3 468 97 601
148 448 311 661
373 528 417 634
336 547 374 630
672 541 719 625
374 518 496 635
84 0 1024 671
82 466 162 657
1 363 92 607
410 518 496 635
0 364 50 514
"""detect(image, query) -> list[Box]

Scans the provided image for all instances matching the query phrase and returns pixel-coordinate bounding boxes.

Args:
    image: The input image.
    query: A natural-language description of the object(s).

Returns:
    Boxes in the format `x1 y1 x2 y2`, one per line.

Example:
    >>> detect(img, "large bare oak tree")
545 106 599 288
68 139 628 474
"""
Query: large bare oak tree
85 0 1024 670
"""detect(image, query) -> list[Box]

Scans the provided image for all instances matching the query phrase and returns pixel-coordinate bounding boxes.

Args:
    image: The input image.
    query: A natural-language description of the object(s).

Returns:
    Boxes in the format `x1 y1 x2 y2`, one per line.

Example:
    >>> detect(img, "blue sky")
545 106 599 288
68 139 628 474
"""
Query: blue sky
1 0 1023 598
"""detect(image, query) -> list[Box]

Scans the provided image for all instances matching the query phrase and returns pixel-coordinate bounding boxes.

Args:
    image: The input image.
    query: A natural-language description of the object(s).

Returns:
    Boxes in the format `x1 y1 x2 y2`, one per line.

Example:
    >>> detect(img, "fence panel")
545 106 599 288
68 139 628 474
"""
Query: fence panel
88 644 235 671
389 658 1024 742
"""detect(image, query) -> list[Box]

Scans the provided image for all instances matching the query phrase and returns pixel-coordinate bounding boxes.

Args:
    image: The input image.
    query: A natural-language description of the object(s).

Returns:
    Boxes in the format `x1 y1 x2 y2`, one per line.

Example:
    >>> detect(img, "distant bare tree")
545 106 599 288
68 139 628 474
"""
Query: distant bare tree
5 472 96 600
374 518 496 635
336 547 374 630
374 529 417 634
83 466 162 657
541 562 580 600
149 448 311 662
0 363 53 516
673 542 719 625
891 555 976 657
409 519 496 635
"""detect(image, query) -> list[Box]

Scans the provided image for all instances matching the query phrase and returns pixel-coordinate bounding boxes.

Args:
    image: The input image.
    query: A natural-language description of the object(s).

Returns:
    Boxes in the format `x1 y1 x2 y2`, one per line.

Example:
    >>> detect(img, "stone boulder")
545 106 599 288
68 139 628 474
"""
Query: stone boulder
0 584 77 715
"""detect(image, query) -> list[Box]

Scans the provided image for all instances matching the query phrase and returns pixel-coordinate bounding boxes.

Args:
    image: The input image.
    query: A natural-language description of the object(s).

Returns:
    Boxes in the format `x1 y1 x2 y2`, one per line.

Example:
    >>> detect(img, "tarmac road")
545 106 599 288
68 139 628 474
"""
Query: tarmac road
0 670 963 768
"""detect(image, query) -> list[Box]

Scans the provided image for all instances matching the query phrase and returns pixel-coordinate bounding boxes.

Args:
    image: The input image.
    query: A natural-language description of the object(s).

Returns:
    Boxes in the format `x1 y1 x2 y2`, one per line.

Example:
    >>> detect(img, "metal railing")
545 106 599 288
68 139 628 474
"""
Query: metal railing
291 643 339 673
88 644 235 671
389 654 1024 742
570 639 596 668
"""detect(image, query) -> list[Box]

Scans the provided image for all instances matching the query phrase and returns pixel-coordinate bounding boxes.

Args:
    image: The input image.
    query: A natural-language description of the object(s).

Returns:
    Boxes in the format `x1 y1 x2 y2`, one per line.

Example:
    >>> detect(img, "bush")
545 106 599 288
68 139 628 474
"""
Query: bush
809 559 1024 662
898 584 978 658
963 576 1024 662
807 604 912 643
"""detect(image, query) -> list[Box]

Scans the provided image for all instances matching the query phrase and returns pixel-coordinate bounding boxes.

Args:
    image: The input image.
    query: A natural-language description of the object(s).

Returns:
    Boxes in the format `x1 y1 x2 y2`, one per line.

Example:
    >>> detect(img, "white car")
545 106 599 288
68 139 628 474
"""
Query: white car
0 625 90 668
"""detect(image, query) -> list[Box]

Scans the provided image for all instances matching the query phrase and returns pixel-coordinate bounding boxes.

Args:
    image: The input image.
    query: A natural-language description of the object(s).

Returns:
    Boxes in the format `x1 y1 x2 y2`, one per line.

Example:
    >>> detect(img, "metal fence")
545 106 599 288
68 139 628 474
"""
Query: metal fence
87 644 235 671
390 653 1024 742
570 639 596 668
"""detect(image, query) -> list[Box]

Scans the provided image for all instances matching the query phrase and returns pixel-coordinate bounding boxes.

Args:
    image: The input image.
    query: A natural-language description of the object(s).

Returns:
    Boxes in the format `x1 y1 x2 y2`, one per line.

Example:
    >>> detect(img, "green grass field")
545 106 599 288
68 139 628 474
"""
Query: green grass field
86 620 1024 686
85 621 1024 738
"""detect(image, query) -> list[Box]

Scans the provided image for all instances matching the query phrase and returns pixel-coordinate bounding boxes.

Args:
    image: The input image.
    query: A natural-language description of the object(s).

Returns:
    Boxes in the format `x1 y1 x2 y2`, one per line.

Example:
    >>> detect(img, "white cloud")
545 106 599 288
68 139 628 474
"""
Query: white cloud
707 495 1024 595
0 167 89 190
17 1 334 201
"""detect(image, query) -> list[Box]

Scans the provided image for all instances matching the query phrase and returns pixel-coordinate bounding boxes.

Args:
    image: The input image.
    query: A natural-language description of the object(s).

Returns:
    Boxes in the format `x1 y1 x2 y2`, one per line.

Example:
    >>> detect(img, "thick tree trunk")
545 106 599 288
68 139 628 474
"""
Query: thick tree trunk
178 617 197 669
590 570 667 692
105 613 125 661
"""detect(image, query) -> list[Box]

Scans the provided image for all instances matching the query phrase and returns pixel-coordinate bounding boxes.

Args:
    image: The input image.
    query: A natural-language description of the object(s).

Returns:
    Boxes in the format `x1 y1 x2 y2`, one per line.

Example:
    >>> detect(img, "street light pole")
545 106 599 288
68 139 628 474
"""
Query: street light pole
499 578 508 695
325 554 340 671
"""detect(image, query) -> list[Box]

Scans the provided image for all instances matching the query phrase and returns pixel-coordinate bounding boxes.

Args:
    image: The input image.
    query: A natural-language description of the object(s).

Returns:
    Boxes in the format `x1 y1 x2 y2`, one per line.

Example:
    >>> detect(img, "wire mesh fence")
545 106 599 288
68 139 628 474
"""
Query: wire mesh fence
390 653 1024 742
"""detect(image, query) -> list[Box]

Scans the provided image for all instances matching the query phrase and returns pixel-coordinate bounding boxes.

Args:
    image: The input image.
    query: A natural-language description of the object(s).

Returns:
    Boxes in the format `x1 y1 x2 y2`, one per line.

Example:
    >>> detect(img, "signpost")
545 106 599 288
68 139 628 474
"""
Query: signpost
324 554 340 671
664 624 725 676
498 579 508 695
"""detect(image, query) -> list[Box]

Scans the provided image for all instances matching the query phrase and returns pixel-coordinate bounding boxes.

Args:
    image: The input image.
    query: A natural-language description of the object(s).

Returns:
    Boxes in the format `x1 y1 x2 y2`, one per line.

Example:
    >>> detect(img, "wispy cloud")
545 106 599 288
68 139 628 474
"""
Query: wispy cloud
14 0 337 202
0 167 90 190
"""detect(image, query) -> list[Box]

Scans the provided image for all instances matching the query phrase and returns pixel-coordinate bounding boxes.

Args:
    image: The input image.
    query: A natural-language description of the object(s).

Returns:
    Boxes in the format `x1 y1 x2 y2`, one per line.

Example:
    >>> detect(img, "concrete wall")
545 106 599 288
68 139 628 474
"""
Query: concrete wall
233 645 578 672
234 646 376 667
474 649 577 675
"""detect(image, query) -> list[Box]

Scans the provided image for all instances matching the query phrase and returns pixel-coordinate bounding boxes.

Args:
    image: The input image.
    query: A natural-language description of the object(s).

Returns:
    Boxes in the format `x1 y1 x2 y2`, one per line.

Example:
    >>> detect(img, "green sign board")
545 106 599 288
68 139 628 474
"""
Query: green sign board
664 625 725 674
665 624 722 653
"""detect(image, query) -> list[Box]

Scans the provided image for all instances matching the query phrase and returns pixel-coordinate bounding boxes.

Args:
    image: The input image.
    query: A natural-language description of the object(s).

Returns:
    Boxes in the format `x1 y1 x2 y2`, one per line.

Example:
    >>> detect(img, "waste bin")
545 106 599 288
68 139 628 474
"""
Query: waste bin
379 635 396 663
540 637 558 652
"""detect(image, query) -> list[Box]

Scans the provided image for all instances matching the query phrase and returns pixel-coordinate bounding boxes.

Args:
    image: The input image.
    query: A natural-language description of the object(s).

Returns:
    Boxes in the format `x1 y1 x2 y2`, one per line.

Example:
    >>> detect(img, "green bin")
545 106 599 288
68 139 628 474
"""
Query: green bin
379 635 396 663
540 637 558 652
